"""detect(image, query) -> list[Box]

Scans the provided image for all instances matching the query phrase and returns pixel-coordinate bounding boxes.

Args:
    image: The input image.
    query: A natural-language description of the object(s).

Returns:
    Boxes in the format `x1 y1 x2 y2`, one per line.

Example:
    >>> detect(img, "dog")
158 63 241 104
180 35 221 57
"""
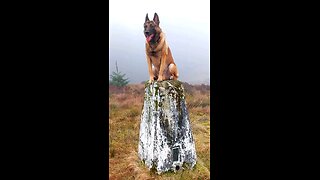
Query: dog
144 13 179 83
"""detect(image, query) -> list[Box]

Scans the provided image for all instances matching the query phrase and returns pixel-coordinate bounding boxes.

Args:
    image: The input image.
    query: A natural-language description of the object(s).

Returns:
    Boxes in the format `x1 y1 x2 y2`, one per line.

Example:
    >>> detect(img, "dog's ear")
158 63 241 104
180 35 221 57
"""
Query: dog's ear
145 13 149 22
153 13 160 25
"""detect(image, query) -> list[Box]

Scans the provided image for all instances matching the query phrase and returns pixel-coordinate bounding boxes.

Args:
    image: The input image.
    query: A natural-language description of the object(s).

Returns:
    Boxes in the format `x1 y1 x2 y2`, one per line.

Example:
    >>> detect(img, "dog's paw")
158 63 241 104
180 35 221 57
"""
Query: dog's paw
157 76 164 81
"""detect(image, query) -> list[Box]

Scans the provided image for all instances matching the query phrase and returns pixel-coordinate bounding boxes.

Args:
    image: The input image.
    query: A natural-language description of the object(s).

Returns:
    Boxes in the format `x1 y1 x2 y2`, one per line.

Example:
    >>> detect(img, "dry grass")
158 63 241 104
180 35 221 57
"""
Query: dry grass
109 83 210 179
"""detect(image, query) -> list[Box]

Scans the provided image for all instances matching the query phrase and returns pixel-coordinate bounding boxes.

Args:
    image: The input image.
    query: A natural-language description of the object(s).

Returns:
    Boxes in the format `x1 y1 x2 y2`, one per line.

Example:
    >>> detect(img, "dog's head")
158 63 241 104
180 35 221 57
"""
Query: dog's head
144 13 161 43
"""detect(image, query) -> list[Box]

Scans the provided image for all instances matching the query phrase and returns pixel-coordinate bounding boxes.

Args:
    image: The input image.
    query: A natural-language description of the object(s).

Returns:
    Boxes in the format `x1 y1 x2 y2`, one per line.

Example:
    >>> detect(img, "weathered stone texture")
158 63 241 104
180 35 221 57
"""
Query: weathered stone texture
138 80 197 174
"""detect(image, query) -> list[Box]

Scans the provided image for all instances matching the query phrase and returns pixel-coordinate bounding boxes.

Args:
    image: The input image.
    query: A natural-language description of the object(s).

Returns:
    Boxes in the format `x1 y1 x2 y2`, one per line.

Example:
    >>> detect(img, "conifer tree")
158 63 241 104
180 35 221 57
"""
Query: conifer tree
109 61 129 87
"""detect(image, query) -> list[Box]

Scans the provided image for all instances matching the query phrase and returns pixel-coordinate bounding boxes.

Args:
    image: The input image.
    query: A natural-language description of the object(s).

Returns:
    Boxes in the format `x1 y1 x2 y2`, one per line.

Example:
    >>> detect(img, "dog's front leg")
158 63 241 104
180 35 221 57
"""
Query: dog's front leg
157 53 167 81
146 56 154 83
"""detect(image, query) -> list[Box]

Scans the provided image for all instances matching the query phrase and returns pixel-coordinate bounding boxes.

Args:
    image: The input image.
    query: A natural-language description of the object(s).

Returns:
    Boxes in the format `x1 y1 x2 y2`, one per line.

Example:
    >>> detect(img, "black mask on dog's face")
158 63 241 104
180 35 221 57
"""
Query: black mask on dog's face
144 13 160 43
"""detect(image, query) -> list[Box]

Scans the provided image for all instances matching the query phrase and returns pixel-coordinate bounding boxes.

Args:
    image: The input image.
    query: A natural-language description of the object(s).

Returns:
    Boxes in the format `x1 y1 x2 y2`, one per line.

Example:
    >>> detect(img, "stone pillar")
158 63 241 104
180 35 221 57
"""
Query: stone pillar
138 80 197 174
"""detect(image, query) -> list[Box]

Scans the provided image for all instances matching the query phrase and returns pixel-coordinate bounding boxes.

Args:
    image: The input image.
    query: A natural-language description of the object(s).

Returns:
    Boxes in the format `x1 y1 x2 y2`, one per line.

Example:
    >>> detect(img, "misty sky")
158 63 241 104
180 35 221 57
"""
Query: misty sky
109 0 210 84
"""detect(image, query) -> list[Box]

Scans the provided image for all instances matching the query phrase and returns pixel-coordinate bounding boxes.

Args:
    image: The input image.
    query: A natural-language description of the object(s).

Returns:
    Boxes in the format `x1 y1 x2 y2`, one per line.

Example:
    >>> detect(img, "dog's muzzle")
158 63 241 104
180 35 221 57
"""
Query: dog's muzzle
145 33 154 42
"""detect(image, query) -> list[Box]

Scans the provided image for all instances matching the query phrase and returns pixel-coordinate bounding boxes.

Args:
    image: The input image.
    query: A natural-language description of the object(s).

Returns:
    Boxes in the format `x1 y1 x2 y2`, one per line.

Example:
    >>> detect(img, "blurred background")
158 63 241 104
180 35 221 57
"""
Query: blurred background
109 0 210 85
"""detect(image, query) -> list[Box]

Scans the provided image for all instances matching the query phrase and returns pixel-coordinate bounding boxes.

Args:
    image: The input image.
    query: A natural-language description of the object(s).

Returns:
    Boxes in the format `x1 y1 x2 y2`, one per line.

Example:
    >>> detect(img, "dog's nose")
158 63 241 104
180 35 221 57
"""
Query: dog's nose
145 31 150 35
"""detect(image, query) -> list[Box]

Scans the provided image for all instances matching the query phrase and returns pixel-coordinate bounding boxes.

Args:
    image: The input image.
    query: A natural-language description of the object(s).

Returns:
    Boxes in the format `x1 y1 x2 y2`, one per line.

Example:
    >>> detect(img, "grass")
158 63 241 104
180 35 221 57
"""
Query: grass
109 83 210 179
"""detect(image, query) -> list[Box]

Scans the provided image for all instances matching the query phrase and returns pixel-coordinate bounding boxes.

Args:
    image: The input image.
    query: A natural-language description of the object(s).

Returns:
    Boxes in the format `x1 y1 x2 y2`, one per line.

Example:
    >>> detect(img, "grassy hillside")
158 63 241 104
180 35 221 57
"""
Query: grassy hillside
109 82 210 179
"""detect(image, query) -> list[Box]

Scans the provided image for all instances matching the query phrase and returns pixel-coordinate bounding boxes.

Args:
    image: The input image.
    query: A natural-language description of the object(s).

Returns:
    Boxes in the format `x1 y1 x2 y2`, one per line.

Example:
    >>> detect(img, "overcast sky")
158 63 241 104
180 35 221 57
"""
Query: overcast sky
109 0 210 84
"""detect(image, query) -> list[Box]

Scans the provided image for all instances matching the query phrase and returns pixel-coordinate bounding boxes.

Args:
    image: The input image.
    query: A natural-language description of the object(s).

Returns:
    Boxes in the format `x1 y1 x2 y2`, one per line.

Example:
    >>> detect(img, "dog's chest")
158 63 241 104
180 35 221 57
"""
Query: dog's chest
150 55 161 67
148 51 162 66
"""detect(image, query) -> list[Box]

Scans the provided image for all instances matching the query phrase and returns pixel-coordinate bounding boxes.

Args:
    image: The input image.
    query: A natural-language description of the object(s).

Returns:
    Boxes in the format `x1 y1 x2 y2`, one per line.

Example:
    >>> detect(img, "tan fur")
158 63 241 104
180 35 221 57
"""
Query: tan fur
145 19 179 83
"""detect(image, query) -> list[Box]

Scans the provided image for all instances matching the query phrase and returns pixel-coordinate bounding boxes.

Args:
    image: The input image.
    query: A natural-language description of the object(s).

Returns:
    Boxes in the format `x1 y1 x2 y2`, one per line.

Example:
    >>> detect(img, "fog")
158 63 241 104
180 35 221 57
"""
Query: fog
109 0 210 84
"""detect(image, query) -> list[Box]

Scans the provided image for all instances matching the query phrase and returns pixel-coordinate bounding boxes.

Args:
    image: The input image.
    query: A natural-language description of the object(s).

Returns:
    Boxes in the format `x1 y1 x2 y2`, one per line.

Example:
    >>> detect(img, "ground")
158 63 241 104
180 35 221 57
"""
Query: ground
109 82 210 179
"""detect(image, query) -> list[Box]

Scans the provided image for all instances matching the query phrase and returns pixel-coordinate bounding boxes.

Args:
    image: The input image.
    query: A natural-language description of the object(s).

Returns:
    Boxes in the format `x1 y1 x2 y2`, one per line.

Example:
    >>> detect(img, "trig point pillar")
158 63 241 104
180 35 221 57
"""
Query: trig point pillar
138 80 197 174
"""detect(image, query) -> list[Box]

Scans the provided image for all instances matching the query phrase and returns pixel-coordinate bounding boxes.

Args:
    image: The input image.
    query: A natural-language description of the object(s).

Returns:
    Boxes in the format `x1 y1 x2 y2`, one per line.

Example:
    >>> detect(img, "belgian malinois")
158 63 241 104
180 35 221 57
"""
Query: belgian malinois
144 13 179 82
